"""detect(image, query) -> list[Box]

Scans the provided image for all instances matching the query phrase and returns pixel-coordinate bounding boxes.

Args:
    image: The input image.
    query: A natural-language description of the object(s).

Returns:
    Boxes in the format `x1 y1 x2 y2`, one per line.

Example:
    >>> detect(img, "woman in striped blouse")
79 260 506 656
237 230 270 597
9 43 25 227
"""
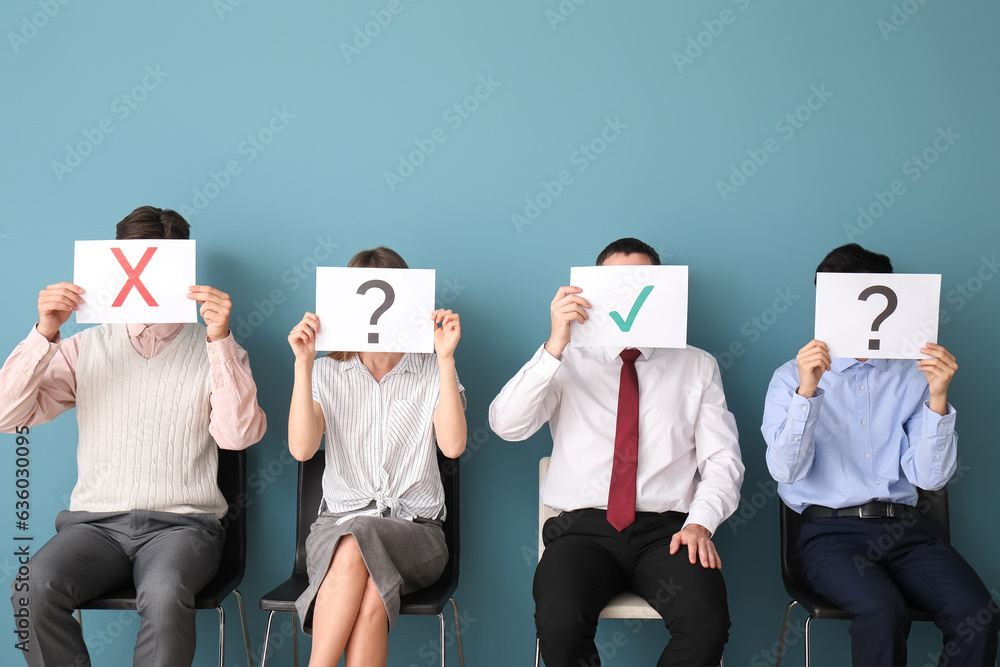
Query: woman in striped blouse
286 246 466 667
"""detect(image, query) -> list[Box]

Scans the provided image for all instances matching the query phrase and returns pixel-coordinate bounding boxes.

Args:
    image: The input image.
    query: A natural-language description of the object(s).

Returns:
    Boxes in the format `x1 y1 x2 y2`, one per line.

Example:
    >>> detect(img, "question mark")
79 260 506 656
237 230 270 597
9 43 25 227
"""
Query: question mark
357 280 395 344
857 285 898 351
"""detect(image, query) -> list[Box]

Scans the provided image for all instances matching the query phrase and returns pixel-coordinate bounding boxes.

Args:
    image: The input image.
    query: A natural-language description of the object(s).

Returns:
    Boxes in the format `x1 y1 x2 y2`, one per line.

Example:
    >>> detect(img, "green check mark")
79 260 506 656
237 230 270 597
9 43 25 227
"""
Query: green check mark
609 285 654 332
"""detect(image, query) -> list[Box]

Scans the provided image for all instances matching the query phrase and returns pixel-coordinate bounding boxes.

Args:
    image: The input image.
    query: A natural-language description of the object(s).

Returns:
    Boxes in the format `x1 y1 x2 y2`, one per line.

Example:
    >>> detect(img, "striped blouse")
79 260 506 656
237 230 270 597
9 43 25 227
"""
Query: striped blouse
312 353 465 522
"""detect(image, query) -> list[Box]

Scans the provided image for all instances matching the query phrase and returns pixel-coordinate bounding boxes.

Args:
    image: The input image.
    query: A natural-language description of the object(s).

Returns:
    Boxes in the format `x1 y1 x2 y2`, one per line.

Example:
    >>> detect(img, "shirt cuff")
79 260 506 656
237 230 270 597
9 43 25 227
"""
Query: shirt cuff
532 344 562 379
206 332 240 363
683 505 723 537
30 324 61 347
921 401 956 437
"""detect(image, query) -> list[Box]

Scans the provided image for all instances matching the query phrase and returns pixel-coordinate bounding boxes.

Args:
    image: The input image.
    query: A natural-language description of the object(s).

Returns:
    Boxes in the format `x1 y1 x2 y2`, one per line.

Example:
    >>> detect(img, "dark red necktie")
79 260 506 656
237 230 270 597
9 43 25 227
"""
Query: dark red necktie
608 349 640 531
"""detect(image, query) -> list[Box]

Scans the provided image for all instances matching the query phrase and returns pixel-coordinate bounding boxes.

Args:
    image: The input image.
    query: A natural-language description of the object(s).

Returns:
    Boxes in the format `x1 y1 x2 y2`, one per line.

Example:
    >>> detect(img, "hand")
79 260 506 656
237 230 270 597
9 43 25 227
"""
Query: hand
918 343 957 416
288 312 320 364
796 339 830 399
432 309 461 360
37 282 85 341
544 286 591 359
187 286 231 342
669 523 721 569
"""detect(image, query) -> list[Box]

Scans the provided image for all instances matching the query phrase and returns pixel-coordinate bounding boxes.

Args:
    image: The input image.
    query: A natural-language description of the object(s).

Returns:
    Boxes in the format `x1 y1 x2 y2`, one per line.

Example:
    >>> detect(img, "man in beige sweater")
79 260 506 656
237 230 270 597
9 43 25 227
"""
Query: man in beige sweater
0 206 267 667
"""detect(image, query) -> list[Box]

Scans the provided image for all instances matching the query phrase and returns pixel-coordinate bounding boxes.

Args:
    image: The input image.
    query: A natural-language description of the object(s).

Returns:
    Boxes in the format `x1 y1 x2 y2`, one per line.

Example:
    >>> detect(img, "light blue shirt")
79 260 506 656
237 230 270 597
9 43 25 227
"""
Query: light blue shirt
761 356 957 514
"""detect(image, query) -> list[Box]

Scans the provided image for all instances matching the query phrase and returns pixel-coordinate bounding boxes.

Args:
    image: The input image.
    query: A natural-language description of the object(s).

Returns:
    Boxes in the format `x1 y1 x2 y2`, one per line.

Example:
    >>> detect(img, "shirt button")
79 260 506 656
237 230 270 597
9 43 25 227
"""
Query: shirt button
861 420 867 425
39 346 47 353
143 354 150 359
936 454 941 459
801 406 807 411
859 385 865 390
209 349 215 356
865 453 870 458
874 481 880 485
793 437 800 442
216 382 222 388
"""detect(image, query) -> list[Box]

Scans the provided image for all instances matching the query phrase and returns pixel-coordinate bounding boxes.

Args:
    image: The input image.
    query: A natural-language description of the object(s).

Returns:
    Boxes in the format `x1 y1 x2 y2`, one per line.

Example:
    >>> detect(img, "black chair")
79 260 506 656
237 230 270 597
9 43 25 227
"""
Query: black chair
74 449 253 667
774 488 950 667
258 451 466 667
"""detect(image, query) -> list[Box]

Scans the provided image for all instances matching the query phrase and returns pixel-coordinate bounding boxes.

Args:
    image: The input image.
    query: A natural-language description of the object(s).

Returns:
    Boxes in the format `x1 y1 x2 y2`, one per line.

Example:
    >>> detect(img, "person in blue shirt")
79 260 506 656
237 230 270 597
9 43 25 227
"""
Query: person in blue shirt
761 243 998 667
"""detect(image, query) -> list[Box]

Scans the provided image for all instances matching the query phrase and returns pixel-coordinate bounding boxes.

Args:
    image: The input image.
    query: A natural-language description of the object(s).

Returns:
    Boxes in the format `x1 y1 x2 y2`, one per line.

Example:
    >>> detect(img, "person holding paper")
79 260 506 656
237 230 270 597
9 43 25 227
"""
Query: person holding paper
761 243 997 667
489 237 744 667
286 246 466 667
0 205 267 667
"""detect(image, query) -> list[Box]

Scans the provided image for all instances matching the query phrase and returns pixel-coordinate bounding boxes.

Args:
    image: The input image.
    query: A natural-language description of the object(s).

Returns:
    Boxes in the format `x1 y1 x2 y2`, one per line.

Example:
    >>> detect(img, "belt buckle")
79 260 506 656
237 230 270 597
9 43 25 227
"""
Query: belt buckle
859 502 891 519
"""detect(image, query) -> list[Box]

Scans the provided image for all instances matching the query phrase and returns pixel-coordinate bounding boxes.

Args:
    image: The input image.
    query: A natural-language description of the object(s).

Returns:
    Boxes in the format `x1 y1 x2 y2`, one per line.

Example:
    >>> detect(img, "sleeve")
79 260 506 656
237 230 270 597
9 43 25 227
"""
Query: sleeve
684 353 745 535
899 386 958 490
206 333 267 450
0 326 79 432
488 344 562 442
760 361 825 484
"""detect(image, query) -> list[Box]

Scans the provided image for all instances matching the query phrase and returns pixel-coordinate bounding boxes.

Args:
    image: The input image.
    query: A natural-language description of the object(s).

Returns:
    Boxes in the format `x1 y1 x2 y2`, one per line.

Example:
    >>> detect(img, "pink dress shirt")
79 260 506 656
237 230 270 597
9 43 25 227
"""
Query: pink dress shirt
0 323 267 449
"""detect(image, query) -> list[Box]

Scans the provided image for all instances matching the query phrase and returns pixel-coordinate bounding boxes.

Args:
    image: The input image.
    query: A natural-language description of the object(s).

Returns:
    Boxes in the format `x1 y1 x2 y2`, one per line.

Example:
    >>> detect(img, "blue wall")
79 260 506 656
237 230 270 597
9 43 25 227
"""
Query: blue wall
2 1 998 665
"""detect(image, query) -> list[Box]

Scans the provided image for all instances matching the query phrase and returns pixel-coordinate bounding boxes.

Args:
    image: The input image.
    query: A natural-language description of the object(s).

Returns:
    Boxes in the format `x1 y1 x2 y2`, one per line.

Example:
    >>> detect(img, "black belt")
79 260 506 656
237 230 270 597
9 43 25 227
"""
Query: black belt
802 501 915 520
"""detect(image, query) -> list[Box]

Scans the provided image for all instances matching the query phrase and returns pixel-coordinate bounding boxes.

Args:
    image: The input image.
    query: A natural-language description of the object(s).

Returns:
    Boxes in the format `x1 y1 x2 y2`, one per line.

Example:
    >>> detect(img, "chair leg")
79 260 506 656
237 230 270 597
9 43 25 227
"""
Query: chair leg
233 590 253 667
438 612 446 667
217 605 227 667
534 637 541 667
448 598 466 667
774 600 798 667
260 610 276 667
804 615 814 667
292 611 300 667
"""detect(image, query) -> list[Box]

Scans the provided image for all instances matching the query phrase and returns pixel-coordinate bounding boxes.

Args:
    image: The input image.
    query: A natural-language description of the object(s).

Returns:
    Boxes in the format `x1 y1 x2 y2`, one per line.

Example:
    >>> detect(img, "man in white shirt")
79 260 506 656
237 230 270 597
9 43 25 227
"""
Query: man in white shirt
490 238 744 667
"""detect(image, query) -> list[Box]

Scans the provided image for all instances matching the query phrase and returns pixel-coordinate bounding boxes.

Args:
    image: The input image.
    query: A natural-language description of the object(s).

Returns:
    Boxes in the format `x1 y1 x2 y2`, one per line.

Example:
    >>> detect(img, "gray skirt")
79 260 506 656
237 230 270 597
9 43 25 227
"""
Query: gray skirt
295 512 448 633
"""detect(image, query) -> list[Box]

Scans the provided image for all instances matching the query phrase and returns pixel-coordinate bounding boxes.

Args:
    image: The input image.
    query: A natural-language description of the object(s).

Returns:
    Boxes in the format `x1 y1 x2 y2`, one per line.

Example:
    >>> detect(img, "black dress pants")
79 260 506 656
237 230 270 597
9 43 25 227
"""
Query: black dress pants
533 509 729 667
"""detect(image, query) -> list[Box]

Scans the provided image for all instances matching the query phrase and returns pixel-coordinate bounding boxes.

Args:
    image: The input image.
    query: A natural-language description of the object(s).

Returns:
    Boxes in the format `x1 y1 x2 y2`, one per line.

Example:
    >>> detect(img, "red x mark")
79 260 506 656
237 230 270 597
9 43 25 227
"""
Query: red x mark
111 247 159 307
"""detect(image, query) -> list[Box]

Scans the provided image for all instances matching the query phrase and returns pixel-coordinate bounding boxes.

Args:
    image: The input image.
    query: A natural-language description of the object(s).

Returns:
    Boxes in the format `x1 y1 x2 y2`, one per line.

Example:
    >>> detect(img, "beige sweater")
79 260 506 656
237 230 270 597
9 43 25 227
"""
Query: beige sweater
72 323 227 518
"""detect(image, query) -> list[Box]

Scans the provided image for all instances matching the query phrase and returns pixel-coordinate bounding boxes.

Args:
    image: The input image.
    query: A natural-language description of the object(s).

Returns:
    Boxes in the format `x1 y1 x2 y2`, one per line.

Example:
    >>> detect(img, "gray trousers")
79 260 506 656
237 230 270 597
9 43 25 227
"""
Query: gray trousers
11 509 224 667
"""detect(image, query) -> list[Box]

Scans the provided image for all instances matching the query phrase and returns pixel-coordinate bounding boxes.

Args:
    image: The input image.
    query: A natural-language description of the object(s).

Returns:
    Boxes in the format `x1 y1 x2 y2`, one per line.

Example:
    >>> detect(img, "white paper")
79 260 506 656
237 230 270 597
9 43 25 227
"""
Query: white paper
569 265 688 349
74 240 197 324
815 273 941 359
315 267 436 353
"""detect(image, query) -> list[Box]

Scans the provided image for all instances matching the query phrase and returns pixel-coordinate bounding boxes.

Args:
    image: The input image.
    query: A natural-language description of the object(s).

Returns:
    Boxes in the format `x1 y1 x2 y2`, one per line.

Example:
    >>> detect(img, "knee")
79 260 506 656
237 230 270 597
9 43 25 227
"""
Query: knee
853 594 911 634
939 591 1000 640
329 535 367 578
532 576 595 643
15 563 72 613
668 597 730 649
136 572 196 617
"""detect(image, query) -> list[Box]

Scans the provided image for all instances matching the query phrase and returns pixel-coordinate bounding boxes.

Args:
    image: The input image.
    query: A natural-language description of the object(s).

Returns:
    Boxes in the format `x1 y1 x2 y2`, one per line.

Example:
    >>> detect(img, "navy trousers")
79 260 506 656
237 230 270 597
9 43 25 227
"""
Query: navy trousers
799 513 998 667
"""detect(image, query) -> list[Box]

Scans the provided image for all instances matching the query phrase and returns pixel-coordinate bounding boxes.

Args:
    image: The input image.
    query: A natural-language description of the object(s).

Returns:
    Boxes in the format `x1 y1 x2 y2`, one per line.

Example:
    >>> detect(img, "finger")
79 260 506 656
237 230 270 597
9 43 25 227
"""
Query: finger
41 289 85 306
46 282 85 294
699 541 710 568
553 286 582 300
668 533 680 555
40 296 82 312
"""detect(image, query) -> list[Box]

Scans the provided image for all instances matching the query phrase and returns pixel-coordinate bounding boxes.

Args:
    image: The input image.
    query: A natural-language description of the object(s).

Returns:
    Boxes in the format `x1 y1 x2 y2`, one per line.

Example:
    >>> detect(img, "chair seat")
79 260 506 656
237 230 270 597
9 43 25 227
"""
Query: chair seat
599 592 661 620
259 573 309 612
77 571 244 612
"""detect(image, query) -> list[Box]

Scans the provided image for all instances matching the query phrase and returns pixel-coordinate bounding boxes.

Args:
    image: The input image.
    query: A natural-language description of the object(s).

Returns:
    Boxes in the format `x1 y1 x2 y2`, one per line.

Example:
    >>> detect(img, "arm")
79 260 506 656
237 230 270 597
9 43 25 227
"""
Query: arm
431 310 467 458
205 334 268 450
489 285 587 440
761 341 829 484
0 282 86 432
901 343 958 489
670 353 745 569
0 326 79 432
189 285 266 449
287 312 325 461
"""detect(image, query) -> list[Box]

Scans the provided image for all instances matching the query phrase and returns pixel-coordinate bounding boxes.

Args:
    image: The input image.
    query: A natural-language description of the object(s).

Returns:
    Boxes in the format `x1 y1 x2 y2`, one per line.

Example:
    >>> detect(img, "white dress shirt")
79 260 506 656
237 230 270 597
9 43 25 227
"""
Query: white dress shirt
489 343 744 535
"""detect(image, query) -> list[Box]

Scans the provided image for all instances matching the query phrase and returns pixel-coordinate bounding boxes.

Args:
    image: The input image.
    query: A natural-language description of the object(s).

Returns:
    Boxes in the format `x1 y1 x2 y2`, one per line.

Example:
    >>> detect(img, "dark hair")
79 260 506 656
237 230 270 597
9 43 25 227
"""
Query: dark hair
595 237 660 266
814 243 892 284
115 206 190 240
347 246 408 270
328 246 409 361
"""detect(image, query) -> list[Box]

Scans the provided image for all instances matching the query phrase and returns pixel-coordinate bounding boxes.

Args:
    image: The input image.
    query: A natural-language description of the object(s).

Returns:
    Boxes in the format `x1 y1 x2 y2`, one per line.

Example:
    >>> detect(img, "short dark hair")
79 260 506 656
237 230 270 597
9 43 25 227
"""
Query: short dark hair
347 246 408 270
815 243 892 284
595 237 660 266
115 206 190 240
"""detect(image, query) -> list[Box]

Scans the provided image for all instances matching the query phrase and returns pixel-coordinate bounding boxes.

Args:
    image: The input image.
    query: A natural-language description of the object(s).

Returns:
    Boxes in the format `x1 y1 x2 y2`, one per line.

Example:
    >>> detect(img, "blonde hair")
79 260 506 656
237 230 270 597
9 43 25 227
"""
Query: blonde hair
327 246 409 362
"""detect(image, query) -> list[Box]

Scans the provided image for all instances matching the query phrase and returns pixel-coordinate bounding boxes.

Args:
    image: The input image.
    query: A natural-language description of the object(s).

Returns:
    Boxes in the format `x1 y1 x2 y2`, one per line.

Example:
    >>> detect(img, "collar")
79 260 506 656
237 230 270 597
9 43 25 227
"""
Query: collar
346 352 417 376
831 357 888 373
126 323 185 340
603 346 654 362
